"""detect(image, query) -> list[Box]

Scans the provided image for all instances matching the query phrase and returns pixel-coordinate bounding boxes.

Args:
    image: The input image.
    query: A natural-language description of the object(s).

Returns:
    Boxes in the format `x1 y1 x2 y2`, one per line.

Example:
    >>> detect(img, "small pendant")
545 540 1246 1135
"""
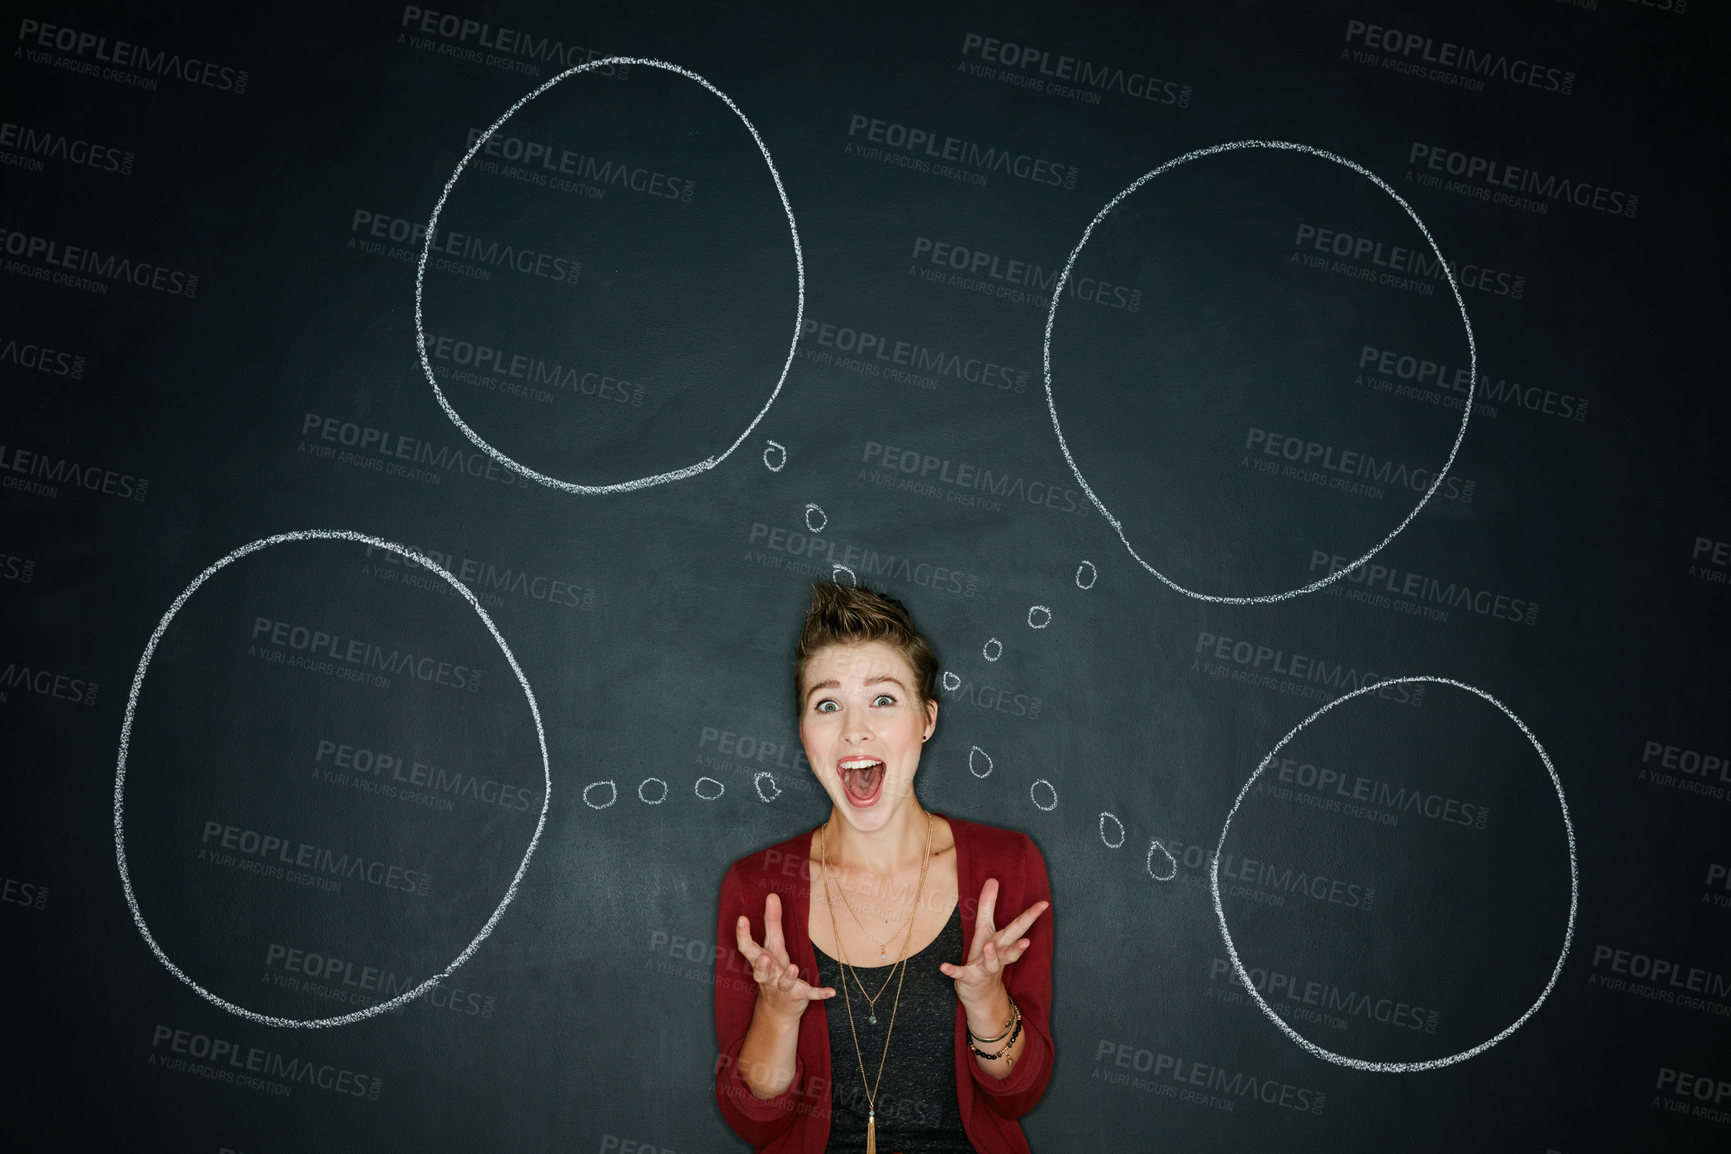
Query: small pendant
867 1014 877 1025
879 949 886 960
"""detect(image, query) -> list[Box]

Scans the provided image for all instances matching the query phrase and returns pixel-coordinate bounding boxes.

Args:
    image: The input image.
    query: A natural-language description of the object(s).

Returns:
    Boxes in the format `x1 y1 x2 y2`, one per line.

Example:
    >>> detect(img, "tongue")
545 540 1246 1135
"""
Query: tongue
844 765 883 799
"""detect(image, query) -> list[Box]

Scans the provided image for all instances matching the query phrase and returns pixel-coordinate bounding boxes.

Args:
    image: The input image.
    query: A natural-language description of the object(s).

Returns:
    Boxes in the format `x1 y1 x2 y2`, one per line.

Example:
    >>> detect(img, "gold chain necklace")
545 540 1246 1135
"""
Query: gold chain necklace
827 840 923 963
821 812 933 1154
820 822 925 1013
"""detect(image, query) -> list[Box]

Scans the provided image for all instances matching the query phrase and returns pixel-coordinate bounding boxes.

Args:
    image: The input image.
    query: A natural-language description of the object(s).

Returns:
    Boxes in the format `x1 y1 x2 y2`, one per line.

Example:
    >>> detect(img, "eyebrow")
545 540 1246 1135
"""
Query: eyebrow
804 675 908 703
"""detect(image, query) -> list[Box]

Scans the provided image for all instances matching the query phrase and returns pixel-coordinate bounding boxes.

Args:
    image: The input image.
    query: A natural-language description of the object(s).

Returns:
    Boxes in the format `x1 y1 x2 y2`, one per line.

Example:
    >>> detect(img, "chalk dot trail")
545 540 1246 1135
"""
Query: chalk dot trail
414 57 806 495
113 530 552 1028
1043 140 1477 604
1146 840 1178 882
1099 812 1126 849
1209 675 1577 1072
969 746 994 779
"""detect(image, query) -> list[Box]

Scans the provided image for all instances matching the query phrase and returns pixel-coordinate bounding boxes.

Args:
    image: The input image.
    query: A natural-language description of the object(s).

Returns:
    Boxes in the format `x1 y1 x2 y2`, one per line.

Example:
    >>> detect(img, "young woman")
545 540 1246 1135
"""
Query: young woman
715 583 1054 1153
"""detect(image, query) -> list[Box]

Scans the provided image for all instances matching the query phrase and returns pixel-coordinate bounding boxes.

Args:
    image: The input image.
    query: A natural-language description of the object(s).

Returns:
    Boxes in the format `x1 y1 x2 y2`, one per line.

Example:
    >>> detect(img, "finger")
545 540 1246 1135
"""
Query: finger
735 915 766 961
763 892 787 958
974 878 1000 938
997 900 1049 944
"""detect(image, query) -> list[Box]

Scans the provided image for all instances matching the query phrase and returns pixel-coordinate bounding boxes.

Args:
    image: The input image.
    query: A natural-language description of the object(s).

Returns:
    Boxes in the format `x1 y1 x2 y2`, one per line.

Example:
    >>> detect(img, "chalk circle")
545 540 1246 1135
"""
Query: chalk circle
1029 779 1058 812
1146 840 1178 882
112 530 552 1029
982 638 1003 662
638 777 669 805
763 441 787 472
832 565 857 587
694 776 726 801
583 780 618 809
414 57 805 495
969 746 994 779
753 772 781 803
1027 605 1052 629
1075 561 1097 591
804 503 827 533
1099 812 1125 849
1043 140 1477 605
941 671 961 693
1209 676 1577 1072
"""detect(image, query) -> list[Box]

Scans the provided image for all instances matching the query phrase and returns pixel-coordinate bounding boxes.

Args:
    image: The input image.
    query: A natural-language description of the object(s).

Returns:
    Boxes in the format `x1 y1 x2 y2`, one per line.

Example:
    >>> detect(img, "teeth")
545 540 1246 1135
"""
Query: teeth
839 758 882 770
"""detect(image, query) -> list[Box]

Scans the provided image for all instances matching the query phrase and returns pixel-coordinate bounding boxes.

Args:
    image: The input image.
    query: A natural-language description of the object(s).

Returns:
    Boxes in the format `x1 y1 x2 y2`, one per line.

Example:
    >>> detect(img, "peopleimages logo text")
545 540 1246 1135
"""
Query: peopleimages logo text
960 33 1191 107
1408 143 1637 218
17 18 250 92
846 114 1077 189
1344 19 1574 94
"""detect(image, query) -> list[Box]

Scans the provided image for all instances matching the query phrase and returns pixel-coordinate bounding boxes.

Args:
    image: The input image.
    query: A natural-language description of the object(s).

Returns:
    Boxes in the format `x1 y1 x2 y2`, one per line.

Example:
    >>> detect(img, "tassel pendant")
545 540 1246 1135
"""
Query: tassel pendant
866 1110 876 1154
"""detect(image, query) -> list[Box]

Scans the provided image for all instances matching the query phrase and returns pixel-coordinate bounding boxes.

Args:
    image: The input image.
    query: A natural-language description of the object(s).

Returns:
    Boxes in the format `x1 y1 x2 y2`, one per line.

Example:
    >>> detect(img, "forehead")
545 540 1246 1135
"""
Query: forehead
801 640 916 687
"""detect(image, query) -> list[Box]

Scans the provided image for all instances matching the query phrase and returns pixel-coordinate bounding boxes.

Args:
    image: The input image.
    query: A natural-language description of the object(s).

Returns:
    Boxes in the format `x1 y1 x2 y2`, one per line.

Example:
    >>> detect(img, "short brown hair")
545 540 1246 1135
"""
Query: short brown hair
793 582 940 712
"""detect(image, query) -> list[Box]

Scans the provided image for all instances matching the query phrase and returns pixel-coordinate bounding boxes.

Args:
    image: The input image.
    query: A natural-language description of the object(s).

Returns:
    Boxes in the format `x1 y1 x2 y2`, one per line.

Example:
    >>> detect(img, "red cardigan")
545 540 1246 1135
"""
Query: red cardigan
713 814 1054 1153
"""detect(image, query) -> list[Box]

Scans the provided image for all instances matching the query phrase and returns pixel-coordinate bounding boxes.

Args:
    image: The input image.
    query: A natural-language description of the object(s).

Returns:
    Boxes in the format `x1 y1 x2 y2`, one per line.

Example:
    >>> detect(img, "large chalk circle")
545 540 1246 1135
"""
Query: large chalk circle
415 57 804 495
1044 141 1476 603
1209 676 1576 1072
113 530 551 1027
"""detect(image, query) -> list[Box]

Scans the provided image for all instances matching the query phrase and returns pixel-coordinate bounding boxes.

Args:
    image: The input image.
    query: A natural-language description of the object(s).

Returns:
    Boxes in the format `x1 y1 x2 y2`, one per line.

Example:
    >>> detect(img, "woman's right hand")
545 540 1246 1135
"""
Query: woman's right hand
736 892 833 1022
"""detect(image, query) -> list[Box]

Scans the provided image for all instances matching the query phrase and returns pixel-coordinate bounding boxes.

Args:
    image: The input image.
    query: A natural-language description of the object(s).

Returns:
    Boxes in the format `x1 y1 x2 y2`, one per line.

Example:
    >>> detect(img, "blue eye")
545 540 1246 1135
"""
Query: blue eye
873 694 895 707
816 700 840 713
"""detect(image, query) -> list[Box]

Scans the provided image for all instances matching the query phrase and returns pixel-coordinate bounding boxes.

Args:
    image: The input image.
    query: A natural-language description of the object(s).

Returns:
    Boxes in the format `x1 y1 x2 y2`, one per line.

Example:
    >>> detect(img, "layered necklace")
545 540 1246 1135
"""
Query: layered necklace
820 811 933 1154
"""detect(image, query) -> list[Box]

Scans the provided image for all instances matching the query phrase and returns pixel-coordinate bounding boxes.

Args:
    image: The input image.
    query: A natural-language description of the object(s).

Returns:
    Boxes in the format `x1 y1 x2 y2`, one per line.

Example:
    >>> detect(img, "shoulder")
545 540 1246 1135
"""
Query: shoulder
721 828 813 892
944 815 1045 866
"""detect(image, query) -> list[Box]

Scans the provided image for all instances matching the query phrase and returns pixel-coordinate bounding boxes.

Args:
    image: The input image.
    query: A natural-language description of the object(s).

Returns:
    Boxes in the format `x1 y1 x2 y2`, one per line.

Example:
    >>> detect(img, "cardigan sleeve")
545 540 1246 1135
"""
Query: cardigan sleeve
965 832 1055 1118
714 860 806 1147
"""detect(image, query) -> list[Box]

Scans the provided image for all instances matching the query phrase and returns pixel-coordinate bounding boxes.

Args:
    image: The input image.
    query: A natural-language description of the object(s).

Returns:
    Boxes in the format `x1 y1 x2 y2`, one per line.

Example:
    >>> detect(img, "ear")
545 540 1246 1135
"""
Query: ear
922 697 938 741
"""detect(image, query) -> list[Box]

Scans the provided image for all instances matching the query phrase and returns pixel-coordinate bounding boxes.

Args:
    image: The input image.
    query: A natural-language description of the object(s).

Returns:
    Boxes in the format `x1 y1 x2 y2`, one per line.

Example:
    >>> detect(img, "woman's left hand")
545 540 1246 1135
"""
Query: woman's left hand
939 877 1049 1007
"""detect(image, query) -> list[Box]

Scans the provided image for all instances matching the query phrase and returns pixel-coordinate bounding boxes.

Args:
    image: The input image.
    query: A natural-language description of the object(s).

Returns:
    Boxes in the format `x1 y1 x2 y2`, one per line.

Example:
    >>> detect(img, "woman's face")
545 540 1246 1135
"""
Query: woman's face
799 640 937 833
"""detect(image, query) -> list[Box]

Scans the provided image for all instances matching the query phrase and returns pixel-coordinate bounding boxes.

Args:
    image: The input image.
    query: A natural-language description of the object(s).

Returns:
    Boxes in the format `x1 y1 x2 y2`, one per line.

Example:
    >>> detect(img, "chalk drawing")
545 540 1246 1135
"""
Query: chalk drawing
113 530 551 1028
753 772 782 803
415 57 805 495
804 503 827 533
695 776 726 801
969 746 994 779
1027 605 1052 629
1043 140 1476 604
1075 561 1097 591
763 441 787 472
982 637 1003 662
583 781 618 810
638 777 669 805
832 564 857 587
941 671 961 693
1209 676 1577 1072
1099 812 1126 849
1146 840 1178 882
1030 779 1058 812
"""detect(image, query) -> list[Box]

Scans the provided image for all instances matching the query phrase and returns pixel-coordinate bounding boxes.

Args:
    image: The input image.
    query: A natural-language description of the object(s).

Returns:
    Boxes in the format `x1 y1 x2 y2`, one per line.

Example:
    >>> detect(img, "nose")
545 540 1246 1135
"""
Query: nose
841 709 872 744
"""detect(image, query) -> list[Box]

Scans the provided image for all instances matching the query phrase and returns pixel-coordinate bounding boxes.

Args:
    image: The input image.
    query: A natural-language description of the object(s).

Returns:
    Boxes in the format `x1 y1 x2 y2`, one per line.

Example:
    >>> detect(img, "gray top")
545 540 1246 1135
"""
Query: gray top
812 904 975 1153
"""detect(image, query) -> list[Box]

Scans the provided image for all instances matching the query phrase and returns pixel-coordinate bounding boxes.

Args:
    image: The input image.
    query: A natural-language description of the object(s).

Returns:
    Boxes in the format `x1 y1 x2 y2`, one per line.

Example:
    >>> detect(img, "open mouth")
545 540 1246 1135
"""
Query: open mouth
837 757 885 805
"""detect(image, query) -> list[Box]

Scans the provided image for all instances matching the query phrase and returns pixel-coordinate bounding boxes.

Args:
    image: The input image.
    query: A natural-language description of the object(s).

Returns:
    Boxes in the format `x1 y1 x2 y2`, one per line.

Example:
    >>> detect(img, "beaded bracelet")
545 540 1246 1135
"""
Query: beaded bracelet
968 1006 1024 1062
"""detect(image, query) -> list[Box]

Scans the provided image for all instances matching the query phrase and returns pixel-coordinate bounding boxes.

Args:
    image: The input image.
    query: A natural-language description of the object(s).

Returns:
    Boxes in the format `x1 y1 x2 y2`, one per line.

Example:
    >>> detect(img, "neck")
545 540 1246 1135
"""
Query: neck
825 804 931 877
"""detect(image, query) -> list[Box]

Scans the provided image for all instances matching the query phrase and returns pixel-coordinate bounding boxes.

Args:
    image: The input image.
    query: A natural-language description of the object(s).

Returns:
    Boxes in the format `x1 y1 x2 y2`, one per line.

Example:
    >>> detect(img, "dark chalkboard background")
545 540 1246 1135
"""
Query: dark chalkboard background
3 1 1727 1150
